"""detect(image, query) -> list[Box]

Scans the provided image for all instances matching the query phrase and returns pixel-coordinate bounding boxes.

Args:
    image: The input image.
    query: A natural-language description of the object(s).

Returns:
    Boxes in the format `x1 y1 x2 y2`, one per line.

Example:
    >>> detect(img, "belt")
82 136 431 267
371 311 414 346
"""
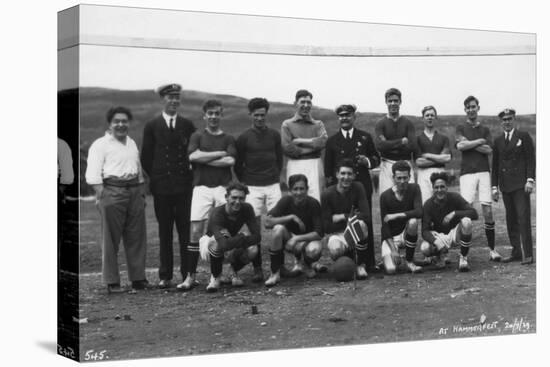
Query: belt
103 177 142 188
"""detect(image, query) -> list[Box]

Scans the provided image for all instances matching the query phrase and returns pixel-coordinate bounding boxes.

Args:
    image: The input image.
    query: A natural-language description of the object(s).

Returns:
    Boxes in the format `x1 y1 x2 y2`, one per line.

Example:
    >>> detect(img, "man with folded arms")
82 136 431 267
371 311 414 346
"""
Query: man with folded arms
374 88 417 194
281 89 327 202
86 106 148 293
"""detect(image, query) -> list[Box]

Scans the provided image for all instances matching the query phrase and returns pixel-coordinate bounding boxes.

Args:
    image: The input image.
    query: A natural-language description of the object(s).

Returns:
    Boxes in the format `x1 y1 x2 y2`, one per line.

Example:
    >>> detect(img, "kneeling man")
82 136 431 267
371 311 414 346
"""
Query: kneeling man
421 173 478 271
380 160 423 274
264 174 324 287
322 159 371 279
199 182 261 292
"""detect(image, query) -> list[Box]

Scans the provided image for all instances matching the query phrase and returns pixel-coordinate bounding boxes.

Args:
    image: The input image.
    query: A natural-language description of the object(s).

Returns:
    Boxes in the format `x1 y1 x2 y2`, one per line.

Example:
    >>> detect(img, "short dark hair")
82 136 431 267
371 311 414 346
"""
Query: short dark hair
295 89 313 102
202 99 223 112
225 181 249 196
248 97 270 113
430 171 449 185
392 160 411 175
106 106 133 123
385 88 401 101
336 158 355 173
421 105 437 117
288 174 309 189
463 95 479 107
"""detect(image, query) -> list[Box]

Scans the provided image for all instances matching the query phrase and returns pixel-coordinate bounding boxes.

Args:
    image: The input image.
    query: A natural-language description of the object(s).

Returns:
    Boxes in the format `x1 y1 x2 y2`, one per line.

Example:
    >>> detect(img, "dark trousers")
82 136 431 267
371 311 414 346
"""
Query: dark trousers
153 189 192 281
502 189 533 260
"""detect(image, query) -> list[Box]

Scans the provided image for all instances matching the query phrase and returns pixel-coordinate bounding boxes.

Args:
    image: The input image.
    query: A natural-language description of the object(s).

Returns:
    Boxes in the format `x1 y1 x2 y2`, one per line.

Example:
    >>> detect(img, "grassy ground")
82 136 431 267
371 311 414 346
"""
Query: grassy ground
76 189 536 361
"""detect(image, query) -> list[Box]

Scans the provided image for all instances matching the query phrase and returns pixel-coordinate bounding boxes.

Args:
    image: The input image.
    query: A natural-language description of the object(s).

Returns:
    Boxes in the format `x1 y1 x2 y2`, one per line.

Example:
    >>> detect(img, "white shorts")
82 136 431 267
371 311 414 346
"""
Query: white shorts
380 229 406 257
459 172 491 205
417 167 445 203
379 158 415 194
246 183 282 217
428 224 460 250
286 158 323 202
190 185 226 221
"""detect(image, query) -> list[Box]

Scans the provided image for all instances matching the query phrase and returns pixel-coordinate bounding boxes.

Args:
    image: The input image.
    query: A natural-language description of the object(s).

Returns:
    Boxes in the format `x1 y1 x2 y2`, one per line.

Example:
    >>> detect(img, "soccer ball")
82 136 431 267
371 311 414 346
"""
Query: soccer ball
332 256 356 282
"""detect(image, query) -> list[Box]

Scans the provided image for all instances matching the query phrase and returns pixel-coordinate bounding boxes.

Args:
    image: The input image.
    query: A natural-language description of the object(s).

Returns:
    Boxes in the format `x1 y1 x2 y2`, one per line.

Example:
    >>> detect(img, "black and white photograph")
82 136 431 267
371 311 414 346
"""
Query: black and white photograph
5 1 549 366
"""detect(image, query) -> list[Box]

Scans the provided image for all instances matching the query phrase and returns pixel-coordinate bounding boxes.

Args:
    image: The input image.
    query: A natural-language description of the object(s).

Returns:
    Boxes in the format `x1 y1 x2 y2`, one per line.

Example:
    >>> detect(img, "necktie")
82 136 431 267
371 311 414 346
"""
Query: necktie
346 131 351 140
505 132 510 144
169 118 174 132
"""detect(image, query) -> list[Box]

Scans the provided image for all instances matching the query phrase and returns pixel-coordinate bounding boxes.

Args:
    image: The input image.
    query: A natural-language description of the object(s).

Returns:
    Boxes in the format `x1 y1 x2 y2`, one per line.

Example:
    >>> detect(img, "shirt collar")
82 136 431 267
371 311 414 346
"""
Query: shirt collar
466 120 480 128
104 131 129 145
290 112 314 123
341 128 354 138
505 129 515 138
387 114 400 122
162 111 177 126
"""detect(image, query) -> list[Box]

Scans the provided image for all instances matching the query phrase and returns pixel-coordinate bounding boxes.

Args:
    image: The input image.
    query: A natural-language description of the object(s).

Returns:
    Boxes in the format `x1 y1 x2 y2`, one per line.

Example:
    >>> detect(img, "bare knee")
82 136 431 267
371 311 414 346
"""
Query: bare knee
420 241 432 256
246 245 259 262
406 218 418 233
327 237 346 261
304 241 322 262
190 221 205 242
461 217 472 233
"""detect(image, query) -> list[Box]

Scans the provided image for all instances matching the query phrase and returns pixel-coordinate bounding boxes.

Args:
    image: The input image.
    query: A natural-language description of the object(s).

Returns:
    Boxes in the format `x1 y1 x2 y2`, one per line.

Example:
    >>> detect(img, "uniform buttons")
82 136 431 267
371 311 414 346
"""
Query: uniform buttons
166 154 169 158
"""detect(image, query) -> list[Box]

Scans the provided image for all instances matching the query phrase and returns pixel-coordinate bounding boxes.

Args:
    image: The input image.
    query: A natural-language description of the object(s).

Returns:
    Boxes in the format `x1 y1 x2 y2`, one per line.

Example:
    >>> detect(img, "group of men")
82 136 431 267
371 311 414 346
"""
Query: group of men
84 84 535 293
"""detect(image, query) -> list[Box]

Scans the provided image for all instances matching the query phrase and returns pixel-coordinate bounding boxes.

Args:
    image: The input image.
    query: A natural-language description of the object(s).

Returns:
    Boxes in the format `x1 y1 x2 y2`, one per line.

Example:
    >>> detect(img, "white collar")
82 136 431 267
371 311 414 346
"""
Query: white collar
105 131 129 146
162 111 177 127
505 129 515 139
341 128 354 138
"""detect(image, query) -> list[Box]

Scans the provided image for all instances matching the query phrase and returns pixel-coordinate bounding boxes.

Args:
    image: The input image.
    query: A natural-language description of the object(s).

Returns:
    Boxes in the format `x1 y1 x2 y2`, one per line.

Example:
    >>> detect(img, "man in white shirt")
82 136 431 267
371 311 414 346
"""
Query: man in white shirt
85 106 148 293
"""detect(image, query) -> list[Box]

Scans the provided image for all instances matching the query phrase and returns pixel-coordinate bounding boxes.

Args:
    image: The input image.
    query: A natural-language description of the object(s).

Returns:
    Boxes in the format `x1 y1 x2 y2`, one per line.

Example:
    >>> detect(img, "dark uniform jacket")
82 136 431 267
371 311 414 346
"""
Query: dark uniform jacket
491 129 535 193
141 115 196 195
324 128 380 197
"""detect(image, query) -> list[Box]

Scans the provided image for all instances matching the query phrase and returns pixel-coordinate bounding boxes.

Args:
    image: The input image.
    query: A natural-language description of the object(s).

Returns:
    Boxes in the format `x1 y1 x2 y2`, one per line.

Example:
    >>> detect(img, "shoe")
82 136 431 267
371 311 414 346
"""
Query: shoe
252 267 264 283
158 279 173 289
420 256 433 266
367 264 381 273
206 275 221 292
502 255 522 263
304 265 316 279
356 264 368 280
265 271 281 287
131 280 149 290
279 266 293 278
521 256 534 265
312 263 328 273
107 283 124 294
406 261 423 274
231 272 244 287
458 255 470 272
489 250 502 262
220 275 232 285
289 262 305 276
176 275 197 291
433 255 446 269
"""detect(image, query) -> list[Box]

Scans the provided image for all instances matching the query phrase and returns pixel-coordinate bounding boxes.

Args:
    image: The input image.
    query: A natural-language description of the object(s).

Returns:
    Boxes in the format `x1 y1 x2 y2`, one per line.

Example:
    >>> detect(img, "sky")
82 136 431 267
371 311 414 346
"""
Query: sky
59 4 536 115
